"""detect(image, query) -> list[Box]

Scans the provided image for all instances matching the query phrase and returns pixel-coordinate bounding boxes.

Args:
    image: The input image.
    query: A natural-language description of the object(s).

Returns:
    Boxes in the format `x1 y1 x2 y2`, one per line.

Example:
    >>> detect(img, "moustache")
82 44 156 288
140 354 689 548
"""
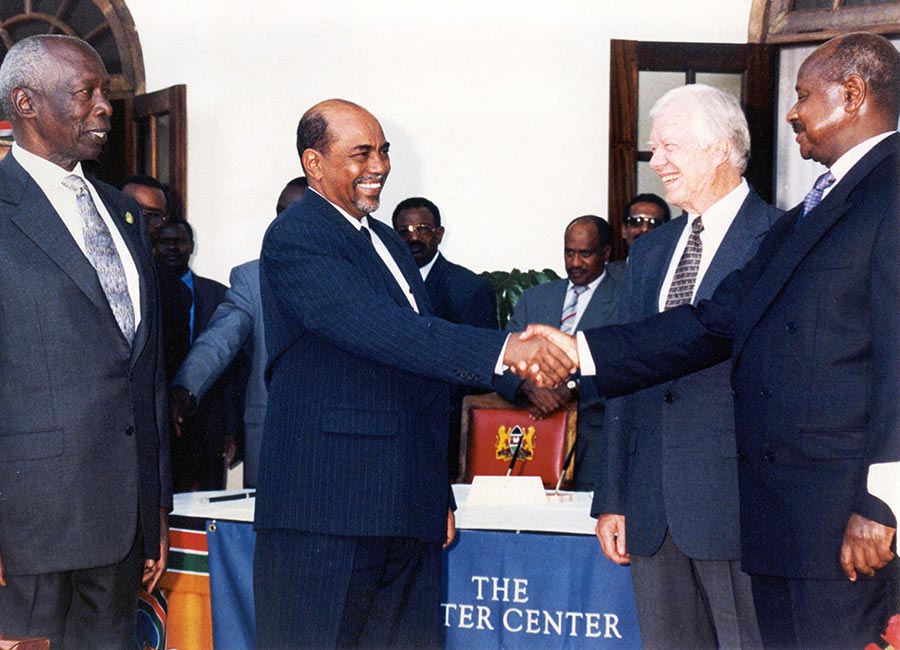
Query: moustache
791 120 804 134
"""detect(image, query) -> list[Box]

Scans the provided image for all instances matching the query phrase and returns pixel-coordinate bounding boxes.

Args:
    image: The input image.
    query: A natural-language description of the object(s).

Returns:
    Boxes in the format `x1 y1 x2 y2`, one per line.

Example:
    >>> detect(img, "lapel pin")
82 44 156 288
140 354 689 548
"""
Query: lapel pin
125 211 134 224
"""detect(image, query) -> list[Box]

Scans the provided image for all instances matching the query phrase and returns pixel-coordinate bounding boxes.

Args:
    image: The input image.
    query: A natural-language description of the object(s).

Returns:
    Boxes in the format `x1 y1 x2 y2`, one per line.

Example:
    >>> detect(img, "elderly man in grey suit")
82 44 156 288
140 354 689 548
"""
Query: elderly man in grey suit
592 84 783 648
0 35 170 647
496 215 622 490
171 177 308 487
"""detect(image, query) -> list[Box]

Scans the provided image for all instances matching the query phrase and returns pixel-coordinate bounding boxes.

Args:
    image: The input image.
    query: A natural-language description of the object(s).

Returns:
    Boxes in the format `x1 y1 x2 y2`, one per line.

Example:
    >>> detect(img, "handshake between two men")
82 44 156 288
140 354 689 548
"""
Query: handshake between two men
502 324 578 387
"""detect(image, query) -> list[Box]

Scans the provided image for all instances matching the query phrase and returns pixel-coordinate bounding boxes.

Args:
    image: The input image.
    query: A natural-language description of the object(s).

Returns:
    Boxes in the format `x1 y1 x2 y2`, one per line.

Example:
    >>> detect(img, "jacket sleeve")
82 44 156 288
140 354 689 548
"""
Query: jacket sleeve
173 265 255 401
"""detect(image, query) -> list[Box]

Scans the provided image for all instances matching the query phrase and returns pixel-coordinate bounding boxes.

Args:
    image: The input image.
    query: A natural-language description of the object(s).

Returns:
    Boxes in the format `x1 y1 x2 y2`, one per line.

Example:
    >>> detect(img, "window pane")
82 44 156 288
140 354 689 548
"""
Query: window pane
156 114 171 186
137 116 153 175
638 71 685 148
841 0 898 6
695 72 744 102
790 0 834 9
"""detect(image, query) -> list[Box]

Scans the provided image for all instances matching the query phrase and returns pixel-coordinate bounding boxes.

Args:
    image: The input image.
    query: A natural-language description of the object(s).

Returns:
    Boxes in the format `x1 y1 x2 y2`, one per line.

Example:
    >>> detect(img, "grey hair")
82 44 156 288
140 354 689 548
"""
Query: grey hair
650 83 751 173
0 35 89 120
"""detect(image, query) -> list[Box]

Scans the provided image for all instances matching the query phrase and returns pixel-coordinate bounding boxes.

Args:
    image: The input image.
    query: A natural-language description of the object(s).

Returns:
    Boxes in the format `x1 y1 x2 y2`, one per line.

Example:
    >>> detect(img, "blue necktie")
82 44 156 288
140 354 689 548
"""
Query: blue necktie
802 170 836 216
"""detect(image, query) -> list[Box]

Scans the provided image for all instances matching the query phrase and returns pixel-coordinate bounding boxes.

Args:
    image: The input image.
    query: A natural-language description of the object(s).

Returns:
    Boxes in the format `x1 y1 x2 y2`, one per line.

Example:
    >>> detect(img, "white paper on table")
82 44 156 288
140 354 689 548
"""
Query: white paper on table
867 461 900 519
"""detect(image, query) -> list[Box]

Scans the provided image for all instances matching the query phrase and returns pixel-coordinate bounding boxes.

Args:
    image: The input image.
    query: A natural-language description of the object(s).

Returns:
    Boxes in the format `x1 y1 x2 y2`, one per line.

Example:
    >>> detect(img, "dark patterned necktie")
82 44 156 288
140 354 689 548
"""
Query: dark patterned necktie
663 215 704 311
63 174 135 343
801 170 836 216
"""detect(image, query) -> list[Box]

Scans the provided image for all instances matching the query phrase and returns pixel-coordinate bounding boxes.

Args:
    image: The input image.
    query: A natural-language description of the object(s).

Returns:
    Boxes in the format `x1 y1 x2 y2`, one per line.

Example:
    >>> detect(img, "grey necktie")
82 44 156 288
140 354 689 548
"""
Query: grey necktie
63 174 136 343
663 215 704 311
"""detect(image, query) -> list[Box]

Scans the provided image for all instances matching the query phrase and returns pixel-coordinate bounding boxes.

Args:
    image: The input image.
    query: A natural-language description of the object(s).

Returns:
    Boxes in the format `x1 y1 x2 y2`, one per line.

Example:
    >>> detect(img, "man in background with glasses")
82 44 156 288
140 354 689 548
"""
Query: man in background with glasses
122 174 168 246
392 196 498 481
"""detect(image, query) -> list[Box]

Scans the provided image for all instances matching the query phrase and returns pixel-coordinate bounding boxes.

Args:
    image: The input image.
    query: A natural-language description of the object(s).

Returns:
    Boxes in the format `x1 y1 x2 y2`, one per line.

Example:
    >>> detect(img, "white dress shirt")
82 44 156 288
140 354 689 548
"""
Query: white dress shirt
657 179 748 311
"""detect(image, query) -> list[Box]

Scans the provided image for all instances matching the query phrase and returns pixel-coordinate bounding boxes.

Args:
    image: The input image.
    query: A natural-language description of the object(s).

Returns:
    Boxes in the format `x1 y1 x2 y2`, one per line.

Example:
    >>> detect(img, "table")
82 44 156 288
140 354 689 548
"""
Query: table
162 487 640 649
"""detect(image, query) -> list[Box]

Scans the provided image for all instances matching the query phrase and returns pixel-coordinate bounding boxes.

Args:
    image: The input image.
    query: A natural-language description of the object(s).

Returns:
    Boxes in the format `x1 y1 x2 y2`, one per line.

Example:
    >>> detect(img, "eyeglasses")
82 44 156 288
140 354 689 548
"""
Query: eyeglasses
625 214 664 227
143 210 168 224
396 224 436 237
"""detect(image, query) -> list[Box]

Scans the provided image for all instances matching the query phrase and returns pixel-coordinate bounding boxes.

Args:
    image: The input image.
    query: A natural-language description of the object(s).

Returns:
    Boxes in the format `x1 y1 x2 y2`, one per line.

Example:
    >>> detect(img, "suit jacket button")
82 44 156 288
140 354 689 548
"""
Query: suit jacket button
759 386 773 397
738 450 747 461
786 322 798 334
764 450 776 462
663 391 674 404
732 388 740 398
125 426 135 436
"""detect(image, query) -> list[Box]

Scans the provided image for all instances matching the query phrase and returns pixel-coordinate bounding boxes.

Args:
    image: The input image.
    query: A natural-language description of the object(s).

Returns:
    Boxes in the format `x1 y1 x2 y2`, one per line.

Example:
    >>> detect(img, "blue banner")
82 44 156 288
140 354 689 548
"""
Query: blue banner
204 523 640 648
207 520 256 650
443 530 640 648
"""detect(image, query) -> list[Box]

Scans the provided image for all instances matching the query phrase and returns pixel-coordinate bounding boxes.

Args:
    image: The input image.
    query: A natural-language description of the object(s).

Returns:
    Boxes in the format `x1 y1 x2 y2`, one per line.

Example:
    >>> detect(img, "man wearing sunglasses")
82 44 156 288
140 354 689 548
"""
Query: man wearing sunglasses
622 193 671 250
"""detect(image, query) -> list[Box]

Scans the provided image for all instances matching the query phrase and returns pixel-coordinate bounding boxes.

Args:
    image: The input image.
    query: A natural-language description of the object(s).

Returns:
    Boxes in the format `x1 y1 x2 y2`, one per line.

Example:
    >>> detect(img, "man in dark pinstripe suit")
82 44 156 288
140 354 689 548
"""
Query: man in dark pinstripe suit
253 98 576 649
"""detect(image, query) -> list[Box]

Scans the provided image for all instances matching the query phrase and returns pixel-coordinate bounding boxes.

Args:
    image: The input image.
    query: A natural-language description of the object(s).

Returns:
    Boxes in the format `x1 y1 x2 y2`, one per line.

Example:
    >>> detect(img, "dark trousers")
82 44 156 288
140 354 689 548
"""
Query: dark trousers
630 530 762 649
0 528 143 650
254 529 443 649
751 560 899 649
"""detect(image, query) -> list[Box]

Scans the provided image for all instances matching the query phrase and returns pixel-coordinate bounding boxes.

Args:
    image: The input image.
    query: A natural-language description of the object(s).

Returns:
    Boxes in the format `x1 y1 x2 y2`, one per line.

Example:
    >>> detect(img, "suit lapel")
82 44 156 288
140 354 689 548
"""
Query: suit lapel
2 158 118 331
541 280 569 326
695 189 771 303
309 193 421 314
732 135 897 359
424 253 446 309
370 218 433 316
639 215 686 318
577 273 618 330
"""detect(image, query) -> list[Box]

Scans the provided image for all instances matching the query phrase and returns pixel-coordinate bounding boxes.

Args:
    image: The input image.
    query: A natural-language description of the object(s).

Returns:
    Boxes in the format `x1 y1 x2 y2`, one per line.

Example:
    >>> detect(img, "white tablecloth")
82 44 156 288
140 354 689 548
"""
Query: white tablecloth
172 485 597 536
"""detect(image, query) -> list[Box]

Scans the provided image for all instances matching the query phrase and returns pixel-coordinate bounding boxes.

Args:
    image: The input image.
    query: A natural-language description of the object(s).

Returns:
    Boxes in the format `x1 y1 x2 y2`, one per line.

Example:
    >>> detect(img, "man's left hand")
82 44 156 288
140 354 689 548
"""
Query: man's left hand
444 509 456 549
142 509 170 592
840 512 896 581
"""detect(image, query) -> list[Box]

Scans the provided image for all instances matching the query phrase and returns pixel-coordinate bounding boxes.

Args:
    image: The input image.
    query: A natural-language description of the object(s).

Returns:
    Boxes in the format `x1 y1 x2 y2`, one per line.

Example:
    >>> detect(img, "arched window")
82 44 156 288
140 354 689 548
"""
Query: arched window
0 1 186 213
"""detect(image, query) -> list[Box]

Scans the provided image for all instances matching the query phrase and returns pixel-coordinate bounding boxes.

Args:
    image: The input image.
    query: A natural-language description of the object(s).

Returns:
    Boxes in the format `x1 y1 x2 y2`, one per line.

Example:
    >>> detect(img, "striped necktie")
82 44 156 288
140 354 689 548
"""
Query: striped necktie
63 174 135 343
663 215 704 311
560 284 588 333
802 170 836 216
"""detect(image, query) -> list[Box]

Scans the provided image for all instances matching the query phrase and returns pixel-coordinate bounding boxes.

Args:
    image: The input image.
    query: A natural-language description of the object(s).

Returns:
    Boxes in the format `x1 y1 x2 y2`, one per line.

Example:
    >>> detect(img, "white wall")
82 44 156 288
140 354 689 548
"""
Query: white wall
127 0 754 282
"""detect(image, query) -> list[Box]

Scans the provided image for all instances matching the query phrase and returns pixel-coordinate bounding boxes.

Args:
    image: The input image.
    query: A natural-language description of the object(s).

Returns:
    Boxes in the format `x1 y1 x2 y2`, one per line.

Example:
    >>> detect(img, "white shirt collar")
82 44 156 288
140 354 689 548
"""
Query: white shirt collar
827 131 895 185
687 178 749 243
12 142 88 185
309 187 369 231
419 251 440 280
567 270 606 294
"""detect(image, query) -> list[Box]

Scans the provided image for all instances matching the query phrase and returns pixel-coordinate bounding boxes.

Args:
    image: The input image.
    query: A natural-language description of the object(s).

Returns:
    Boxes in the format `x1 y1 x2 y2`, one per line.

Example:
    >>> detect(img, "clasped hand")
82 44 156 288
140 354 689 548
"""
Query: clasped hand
504 324 579 388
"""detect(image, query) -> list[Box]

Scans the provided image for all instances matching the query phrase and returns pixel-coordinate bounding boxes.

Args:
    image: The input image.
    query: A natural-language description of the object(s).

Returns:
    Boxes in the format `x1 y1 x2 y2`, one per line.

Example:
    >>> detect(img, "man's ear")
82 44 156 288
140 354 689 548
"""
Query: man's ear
843 74 866 114
11 87 36 120
302 149 323 181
